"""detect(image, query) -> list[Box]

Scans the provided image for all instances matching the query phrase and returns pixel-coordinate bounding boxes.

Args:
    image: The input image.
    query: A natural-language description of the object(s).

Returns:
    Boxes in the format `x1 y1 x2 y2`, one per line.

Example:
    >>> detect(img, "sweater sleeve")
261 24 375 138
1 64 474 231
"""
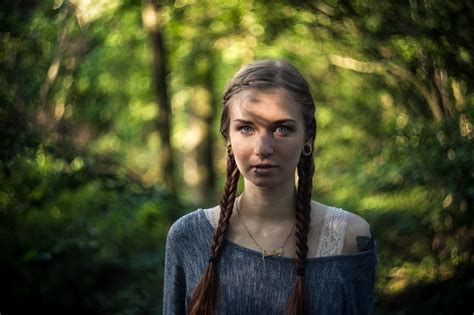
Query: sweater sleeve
163 221 186 315
344 237 377 315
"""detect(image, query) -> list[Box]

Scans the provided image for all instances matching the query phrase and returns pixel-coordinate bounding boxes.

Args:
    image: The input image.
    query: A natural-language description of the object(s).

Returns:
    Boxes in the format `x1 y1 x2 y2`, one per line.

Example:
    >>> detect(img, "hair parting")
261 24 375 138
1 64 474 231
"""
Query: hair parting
188 156 240 315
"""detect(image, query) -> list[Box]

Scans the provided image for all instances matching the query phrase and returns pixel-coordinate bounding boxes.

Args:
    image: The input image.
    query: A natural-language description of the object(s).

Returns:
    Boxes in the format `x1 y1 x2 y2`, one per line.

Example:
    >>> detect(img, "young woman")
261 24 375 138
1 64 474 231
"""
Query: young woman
163 60 376 314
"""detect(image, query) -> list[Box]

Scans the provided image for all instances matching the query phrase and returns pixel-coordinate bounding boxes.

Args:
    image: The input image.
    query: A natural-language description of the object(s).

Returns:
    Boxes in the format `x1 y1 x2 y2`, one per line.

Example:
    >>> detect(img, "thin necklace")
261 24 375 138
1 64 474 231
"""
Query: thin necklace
235 198 295 259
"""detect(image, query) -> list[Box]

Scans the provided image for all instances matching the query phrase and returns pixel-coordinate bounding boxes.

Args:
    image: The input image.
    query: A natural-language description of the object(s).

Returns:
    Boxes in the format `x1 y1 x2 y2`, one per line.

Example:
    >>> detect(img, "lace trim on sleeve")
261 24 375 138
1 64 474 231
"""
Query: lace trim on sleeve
316 206 349 257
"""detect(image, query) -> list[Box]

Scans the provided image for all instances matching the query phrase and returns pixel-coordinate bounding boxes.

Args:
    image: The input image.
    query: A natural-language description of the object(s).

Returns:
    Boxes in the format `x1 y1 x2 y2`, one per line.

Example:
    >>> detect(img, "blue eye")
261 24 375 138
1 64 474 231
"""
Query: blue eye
240 126 253 134
276 126 289 133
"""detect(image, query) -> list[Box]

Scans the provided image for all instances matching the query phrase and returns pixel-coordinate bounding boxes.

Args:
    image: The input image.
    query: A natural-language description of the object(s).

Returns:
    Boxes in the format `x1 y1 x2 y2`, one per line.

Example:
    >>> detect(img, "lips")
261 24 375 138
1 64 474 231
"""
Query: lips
253 163 276 168
252 163 277 174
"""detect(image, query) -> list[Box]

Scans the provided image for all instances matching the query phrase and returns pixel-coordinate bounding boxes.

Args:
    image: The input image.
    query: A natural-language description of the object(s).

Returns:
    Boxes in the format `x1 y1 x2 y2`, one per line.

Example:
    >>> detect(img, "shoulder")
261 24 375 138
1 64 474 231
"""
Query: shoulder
167 209 205 244
342 210 371 254
309 200 372 255
309 200 327 223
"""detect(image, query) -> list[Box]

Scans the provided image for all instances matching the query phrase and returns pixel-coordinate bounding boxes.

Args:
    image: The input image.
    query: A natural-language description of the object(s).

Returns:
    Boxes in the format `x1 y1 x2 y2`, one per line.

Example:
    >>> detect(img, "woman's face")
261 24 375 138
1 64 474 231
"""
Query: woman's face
228 88 310 189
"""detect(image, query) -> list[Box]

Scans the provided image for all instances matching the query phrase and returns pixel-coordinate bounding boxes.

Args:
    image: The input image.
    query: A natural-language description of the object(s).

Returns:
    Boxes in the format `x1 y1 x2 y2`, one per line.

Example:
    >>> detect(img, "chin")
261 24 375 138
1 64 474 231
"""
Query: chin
251 181 277 188
244 175 287 189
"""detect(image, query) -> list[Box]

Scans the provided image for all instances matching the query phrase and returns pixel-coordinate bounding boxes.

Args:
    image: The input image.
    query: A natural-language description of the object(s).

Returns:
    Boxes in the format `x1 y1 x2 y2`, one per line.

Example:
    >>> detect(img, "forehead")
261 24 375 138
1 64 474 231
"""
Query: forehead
229 88 304 123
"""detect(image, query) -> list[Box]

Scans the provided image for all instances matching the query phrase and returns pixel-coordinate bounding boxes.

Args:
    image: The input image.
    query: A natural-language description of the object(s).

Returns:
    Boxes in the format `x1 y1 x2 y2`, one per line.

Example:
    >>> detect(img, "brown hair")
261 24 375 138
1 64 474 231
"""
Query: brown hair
188 60 316 315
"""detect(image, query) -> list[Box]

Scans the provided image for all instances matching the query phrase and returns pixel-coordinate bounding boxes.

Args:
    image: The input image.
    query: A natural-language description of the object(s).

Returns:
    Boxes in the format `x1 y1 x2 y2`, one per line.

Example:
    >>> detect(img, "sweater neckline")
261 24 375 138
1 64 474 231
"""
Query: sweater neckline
198 208 375 263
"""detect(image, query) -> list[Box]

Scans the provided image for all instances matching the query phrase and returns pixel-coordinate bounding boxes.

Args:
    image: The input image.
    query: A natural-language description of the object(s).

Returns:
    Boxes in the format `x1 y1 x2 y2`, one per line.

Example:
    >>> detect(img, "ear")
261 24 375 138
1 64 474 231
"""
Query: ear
226 142 233 156
302 138 313 156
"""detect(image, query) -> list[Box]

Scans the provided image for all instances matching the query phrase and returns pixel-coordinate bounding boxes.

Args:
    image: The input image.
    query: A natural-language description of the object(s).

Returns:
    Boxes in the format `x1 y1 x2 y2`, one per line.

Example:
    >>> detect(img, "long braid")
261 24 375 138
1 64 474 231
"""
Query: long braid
213 157 240 255
188 156 240 315
286 154 315 315
189 59 316 314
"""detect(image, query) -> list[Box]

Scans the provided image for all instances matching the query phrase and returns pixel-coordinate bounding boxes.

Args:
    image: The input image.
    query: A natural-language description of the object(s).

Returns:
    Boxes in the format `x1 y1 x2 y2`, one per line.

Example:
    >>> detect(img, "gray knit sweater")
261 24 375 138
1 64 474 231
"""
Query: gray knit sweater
163 209 376 314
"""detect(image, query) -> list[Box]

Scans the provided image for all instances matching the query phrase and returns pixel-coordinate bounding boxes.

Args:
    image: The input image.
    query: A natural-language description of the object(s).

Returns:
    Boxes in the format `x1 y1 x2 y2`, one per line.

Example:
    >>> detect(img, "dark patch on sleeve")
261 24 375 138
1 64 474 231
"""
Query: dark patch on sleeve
356 231 375 252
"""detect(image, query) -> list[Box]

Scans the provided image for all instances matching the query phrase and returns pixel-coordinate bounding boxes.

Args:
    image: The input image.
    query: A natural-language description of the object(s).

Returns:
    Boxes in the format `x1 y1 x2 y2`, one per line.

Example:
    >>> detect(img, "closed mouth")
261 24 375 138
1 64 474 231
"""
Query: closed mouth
253 164 276 169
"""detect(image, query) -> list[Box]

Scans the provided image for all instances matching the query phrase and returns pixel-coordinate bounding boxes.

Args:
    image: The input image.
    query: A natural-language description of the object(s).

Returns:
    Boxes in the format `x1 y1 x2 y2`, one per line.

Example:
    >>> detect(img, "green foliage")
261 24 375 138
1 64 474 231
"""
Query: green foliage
0 144 182 314
1 0 473 313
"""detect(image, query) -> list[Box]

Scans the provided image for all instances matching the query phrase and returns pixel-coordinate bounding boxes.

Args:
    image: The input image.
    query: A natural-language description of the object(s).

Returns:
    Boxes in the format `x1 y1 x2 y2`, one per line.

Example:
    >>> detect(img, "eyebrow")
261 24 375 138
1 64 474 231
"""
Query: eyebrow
232 118 297 125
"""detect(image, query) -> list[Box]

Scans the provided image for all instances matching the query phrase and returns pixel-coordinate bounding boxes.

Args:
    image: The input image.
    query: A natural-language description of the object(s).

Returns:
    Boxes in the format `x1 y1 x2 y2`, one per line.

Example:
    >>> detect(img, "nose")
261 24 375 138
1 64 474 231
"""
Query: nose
254 133 274 158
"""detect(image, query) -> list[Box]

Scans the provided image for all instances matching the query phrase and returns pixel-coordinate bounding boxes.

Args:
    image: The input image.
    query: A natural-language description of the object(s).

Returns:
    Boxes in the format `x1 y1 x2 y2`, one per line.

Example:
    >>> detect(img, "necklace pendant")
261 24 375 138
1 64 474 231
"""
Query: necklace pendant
262 248 283 258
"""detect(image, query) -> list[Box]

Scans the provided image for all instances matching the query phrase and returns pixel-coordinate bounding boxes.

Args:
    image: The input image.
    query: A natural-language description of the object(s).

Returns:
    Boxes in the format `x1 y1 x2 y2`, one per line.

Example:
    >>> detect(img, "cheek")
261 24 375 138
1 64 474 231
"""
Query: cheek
279 141 304 166
228 134 248 163
232 150 250 177
280 136 304 152
230 138 251 162
284 145 303 164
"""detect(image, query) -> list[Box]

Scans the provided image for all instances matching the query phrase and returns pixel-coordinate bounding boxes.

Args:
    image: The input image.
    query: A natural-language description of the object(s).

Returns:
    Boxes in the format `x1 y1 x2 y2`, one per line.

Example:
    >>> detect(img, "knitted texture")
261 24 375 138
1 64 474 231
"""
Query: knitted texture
163 209 376 315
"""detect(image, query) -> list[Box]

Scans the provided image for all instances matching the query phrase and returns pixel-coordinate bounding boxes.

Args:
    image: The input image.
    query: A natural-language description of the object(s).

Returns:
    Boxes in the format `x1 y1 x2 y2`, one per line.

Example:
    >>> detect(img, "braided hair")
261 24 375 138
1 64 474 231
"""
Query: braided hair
188 60 316 315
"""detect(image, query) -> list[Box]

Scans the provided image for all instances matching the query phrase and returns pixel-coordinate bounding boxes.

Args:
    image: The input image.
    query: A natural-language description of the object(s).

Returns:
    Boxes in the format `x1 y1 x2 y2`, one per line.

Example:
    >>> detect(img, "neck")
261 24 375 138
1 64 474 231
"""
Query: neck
239 179 296 222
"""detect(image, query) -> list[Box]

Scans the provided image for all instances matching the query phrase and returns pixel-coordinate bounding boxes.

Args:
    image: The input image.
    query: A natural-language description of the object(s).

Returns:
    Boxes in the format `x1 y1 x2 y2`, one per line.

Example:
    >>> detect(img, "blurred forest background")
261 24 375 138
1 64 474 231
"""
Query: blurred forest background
1 0 473 313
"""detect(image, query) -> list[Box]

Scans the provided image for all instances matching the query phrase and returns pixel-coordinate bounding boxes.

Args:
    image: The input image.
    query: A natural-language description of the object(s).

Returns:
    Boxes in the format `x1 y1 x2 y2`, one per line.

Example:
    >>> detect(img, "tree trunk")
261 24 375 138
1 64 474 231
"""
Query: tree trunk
142 1 176 197
200 57 217 201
